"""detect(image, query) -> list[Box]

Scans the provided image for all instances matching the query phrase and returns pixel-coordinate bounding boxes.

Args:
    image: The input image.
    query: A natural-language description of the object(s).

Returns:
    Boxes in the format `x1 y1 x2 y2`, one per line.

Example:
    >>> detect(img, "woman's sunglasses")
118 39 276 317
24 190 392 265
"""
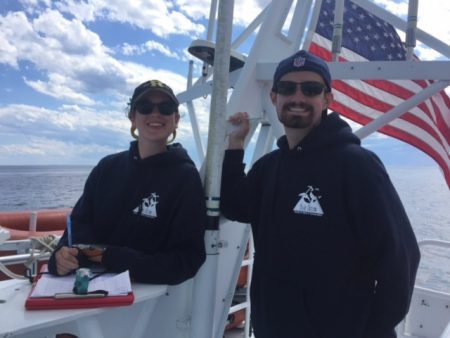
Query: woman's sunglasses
135 101 177 116
274 81 328 97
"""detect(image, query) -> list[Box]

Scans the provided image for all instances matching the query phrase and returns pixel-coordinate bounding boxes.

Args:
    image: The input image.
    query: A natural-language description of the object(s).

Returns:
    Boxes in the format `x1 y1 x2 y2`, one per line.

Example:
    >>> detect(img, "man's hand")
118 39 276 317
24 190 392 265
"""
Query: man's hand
228 112 250 149
55 246 79 275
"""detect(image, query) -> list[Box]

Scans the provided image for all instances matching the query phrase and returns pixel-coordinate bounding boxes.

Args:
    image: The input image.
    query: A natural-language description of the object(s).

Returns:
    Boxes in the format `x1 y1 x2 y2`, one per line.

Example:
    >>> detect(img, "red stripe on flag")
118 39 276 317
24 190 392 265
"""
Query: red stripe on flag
309 42 450 188
332 80 446 146
330 100 450 187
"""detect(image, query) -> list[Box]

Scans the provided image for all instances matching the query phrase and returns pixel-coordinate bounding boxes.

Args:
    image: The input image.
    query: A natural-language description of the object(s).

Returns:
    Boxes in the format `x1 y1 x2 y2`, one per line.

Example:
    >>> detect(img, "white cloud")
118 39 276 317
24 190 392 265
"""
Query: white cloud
372 0 407 17
0 12 36 68
175 0 211 21
144 41 180 58
53 0 98 22
0 102 132 163
0 34 19 68
0 103 129 143
0 10 123 102
0 8 189 107
234 0 270 27
33 10 106 55
120 40 180 59
55 0 205 38
24 74 95 105
0 137 117 165
121 43 142 56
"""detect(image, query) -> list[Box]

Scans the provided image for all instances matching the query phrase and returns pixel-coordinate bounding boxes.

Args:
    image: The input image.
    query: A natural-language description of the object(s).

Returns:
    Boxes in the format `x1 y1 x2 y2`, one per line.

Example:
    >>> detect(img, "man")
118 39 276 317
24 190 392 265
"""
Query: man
220 50 420 338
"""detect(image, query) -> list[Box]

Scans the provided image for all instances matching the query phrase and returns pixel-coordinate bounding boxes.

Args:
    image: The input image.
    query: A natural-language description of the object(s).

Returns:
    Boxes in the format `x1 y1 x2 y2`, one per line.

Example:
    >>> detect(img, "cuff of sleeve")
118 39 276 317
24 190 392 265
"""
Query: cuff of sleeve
224 149 244 162
102 246 128 273
365 327 396 338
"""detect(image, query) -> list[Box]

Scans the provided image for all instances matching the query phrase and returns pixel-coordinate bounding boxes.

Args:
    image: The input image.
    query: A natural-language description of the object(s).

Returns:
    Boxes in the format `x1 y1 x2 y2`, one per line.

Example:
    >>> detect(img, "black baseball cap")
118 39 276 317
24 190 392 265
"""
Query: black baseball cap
130 80 179 110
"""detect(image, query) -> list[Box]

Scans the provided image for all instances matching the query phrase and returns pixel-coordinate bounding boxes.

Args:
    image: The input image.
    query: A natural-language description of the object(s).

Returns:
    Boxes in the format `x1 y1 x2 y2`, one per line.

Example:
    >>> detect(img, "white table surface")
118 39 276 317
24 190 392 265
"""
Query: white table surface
0 278 168 338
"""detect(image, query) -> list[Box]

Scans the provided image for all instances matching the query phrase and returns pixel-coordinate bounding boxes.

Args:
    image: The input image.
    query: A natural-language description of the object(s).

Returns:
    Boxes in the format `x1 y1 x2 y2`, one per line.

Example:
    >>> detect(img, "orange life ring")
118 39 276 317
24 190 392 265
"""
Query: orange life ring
0 209 69 280
0 208 71 233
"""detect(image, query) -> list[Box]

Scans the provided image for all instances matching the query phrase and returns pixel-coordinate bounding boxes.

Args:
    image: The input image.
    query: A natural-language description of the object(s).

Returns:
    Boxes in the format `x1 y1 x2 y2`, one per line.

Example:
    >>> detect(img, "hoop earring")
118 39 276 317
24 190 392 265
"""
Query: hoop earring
130 126 138 139
167 130 176 144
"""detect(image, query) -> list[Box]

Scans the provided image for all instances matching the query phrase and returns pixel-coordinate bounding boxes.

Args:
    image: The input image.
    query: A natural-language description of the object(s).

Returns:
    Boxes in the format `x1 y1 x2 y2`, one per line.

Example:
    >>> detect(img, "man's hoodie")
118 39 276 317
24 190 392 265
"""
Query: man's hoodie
221 112 420 338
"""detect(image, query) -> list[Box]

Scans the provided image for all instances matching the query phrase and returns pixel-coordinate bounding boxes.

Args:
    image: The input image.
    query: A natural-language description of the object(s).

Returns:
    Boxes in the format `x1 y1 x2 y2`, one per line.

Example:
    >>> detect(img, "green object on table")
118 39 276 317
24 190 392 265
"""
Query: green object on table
73 268 91 294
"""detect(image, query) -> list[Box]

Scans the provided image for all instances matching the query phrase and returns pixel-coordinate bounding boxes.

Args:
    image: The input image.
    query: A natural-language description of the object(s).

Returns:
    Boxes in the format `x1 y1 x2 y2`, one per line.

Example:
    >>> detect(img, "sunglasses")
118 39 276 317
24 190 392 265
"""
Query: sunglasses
135 101 177 116
274 81 328 97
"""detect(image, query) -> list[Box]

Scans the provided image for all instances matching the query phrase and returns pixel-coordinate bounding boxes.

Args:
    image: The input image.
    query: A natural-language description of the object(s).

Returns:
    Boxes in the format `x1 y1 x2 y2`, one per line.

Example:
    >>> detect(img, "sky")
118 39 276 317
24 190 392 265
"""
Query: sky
0 0 449 174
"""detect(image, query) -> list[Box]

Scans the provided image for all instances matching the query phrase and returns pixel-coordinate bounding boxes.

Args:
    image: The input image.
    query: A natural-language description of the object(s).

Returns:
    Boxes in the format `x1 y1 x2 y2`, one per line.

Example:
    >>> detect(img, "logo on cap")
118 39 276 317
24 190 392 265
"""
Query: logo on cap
293 56 306 68
148 80 168 89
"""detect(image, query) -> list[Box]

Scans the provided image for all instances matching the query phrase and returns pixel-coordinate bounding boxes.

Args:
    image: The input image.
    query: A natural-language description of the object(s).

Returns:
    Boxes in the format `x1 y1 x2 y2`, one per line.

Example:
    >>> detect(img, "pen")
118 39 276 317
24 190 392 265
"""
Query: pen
54 290 108 299
67 213 72 247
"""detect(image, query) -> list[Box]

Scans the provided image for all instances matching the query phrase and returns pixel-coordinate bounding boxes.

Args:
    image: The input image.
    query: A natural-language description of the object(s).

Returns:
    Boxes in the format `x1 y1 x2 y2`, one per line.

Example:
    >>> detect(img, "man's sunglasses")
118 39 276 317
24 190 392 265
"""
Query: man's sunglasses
135 101 177 116
273 81 328 97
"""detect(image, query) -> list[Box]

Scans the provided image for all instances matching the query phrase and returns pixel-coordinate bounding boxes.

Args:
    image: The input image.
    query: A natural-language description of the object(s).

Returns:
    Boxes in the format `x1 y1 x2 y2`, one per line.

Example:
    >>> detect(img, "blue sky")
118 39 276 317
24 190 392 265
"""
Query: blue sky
0 0 449 175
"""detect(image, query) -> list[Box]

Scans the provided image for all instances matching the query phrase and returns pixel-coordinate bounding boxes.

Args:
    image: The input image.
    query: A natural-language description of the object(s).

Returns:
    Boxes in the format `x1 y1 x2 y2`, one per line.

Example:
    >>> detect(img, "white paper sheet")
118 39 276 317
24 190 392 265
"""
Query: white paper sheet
30 270 132 298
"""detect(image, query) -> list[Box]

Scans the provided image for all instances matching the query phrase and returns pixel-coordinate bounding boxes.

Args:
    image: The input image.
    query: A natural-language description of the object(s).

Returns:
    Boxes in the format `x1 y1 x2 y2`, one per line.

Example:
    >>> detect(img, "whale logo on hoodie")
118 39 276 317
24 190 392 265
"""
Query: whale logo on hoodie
133 193 159 218
293 186 323 216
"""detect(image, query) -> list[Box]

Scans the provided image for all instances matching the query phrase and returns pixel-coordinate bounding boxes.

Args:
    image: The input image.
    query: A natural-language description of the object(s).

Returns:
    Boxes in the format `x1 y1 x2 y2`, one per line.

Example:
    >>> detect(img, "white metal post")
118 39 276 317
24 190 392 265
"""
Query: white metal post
190 1 234 338
331 0 344 61
186 60 205 162
405 0 419 60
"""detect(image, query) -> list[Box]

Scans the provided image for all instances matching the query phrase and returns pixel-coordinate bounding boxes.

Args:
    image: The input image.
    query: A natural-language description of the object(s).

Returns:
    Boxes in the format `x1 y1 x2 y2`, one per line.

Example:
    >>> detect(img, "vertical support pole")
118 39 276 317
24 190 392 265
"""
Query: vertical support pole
29 211 38 275
406 0 419 60
331 0 345 61
190 1 235 338
186 60 205 162
202 0 219 79
29 211 37 232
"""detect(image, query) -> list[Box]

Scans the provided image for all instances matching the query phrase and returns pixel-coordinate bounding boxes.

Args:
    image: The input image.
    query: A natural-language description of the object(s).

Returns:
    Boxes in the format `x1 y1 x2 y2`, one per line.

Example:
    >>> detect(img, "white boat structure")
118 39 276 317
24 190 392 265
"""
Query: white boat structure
1 0 449 337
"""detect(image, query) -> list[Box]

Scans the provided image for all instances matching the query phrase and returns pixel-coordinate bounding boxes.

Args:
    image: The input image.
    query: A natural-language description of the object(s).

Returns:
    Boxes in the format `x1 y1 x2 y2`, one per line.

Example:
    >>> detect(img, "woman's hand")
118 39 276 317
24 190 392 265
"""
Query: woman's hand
55 246 79 275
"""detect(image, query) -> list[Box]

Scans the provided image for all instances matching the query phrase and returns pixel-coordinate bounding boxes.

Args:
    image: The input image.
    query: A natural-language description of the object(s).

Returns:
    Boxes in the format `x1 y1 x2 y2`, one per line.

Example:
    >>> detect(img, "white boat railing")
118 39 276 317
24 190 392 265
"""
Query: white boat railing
397 239 450 338
0 237 55 279
418 239 450 250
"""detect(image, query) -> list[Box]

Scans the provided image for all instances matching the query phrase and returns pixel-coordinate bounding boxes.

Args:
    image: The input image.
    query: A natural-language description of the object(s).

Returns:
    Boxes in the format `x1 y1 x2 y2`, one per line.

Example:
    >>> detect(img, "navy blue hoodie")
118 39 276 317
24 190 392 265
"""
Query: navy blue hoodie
221 112 420 338
49 141 206 285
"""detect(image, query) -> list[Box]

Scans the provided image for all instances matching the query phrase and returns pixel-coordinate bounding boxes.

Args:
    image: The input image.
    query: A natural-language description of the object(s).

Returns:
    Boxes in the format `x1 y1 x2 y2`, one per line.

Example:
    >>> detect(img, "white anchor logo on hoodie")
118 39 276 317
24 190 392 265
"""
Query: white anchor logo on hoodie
293 186 323 216
133 193 159 218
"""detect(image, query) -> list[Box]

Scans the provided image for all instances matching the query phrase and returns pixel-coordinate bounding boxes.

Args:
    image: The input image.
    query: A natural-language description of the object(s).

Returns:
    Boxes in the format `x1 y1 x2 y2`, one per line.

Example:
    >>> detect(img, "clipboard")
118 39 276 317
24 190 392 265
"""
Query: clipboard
25 291 134 310
25 266 134 310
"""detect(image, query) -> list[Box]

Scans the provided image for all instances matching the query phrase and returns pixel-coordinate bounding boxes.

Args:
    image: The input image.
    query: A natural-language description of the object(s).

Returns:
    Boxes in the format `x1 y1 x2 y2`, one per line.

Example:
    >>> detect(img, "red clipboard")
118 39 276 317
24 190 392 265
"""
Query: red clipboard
25 292 134 310
25 267 134 310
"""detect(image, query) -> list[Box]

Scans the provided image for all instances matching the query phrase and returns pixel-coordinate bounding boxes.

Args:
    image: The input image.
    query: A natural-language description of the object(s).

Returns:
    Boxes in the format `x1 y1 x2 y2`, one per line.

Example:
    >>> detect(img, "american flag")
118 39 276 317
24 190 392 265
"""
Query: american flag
309 0 450 188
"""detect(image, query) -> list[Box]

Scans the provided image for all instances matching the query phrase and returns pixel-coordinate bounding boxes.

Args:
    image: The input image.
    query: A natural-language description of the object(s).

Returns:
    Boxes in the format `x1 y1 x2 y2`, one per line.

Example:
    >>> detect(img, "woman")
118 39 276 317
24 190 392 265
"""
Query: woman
48 80 206 285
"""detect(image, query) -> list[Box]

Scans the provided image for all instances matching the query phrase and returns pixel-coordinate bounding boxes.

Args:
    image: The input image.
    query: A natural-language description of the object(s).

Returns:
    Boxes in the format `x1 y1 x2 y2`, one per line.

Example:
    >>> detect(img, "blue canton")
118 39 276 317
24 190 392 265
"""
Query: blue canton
316 0 407 61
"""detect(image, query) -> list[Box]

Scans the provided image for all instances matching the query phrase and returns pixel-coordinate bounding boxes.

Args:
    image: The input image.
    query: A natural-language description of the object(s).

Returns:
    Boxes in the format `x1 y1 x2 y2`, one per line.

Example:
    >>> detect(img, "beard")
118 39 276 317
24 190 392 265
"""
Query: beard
277 102 316 129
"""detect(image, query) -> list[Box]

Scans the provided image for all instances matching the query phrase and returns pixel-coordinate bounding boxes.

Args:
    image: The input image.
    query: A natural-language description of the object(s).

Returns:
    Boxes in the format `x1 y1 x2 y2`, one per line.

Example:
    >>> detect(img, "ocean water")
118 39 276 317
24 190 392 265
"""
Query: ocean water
0 165 449 292
0 165 92 210
386 166 450 294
